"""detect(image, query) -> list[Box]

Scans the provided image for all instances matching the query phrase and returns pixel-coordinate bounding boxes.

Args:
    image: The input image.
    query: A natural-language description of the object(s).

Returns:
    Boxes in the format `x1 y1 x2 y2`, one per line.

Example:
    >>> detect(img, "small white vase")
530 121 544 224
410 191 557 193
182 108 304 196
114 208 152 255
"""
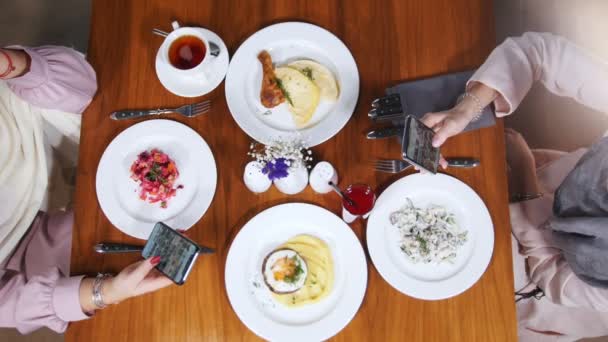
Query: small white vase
273 164 309 195
243 161 272 193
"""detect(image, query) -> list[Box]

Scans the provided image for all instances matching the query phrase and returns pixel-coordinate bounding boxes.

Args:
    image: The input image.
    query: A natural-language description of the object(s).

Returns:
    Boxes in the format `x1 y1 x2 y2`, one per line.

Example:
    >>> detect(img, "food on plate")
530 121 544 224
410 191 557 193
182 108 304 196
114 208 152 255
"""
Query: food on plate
390 198 468 264
257 50 285 108
257 51 340 127
262 248 308 294
274 67 320 126
287 60 340 101
263 234 334 307
130 149 182 208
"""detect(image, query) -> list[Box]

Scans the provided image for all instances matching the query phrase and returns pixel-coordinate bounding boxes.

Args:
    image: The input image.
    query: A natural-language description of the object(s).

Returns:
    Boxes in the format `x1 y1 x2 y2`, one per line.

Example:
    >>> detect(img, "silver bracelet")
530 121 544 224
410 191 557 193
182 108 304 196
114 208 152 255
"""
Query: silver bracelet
458 92 484 122
92 273 112 309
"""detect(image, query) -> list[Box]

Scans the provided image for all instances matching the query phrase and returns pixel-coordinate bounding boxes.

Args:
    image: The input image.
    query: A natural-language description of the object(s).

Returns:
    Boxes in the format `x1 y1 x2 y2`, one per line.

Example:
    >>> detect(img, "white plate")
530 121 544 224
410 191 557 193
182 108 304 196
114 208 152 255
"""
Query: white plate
155 28 229 98
96 120 217 239
225 203 367 341
367 173 494 300
225 22 359 146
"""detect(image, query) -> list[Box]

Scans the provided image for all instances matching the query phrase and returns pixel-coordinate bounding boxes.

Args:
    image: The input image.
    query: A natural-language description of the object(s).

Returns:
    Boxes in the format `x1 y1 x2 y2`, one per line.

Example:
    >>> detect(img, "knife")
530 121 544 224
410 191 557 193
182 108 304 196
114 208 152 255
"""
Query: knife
371 93 401 108
93 243 215 254
368 106 404 119
367 126 404 139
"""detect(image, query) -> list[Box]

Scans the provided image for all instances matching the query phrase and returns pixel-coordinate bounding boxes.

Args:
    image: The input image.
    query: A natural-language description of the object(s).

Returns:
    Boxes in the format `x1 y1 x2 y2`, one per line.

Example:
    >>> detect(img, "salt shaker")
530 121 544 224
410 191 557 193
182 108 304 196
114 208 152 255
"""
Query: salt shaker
309 161 338 194
243 161 272 193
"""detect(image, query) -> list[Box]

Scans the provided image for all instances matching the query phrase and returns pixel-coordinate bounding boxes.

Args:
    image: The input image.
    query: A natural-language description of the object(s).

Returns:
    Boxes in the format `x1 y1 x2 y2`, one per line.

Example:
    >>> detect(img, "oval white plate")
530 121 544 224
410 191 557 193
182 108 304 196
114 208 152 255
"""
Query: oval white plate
225 203 367 341
96 120 217 239
155 28 229 98
367 173 494 300
225 22 359 146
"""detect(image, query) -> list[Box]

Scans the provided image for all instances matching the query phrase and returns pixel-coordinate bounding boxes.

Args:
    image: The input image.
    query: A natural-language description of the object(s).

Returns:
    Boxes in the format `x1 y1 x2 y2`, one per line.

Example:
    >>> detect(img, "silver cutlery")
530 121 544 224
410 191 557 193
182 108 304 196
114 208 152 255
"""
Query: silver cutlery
152 28 221 57
94 243 144 254
369 94 406 121
94 242 215 254
152 28 169 37
110 100 211 120
373 158 480 173
366 126 404 139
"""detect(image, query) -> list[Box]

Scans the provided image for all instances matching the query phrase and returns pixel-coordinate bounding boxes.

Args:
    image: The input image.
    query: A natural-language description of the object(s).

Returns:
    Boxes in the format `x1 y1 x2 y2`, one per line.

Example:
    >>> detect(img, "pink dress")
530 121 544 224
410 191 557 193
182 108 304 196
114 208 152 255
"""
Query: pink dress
0 46 96 334
469 32 608 341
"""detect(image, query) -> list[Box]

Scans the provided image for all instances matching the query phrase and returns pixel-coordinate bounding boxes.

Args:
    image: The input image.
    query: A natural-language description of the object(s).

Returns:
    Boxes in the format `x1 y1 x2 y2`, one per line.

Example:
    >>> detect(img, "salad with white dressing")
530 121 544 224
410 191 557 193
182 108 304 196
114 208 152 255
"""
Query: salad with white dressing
389 198 468 264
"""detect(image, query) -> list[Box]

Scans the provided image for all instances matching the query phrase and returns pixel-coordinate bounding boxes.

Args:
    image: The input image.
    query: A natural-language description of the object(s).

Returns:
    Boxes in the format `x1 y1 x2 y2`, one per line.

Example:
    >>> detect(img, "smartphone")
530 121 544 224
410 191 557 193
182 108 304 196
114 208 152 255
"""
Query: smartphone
402 115 440 174
142 222 200 285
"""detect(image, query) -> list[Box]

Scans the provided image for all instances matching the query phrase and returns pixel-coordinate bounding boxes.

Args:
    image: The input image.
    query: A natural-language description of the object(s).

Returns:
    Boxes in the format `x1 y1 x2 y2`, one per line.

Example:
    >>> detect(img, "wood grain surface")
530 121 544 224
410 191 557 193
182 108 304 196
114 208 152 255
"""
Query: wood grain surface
68 0 516 341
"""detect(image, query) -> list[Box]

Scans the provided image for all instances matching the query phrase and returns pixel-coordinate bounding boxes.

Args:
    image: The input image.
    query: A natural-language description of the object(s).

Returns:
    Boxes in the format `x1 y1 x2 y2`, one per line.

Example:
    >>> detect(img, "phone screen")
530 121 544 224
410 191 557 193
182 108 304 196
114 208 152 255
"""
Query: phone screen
402 115 440 174
142 222 200 285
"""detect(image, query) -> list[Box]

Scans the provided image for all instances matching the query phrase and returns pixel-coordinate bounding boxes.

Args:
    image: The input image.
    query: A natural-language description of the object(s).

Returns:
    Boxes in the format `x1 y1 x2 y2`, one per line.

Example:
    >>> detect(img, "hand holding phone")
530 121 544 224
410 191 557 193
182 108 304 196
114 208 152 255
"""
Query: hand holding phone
142 222 204 285
402 115 441 174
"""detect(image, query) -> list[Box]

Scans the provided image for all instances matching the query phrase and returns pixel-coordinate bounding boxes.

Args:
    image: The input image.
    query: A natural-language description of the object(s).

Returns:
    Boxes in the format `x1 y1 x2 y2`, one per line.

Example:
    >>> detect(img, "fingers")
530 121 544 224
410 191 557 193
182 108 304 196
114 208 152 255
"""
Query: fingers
129 257 161 283
421 112 447 129
136 273 173 295
439 155 448 169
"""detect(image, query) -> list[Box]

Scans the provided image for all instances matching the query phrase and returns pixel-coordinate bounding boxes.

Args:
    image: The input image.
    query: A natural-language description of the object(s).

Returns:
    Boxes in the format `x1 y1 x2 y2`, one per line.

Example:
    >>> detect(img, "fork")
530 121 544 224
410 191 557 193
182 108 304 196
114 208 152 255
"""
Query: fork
373 158 480 173
110 100 211 120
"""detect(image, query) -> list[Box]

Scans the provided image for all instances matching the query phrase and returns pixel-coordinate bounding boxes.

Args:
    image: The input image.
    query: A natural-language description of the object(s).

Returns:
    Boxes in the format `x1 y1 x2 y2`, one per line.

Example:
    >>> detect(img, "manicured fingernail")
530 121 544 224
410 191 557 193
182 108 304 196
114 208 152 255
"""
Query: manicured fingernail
151 256 161 265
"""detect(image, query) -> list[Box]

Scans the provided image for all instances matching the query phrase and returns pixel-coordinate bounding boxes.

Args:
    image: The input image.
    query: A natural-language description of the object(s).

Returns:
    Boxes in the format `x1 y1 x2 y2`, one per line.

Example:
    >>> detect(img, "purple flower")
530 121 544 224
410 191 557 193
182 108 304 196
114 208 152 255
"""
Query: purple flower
262 158 290 181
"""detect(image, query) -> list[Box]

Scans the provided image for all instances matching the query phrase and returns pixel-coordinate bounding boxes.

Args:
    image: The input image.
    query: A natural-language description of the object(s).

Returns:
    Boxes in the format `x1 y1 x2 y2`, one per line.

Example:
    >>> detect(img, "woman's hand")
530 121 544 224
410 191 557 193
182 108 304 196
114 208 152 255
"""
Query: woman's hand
505 128 540 196
101 257 173 305
421 106 476 148
420 82 498 148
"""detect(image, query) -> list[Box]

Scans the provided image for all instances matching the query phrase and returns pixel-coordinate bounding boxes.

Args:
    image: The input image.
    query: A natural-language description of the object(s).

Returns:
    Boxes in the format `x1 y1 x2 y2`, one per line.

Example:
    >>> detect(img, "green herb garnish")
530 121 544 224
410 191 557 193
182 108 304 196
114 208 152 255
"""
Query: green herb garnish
301 67 314 81
283 256 304 284
145 162 165 183
275 77 294 106
416 236 429 255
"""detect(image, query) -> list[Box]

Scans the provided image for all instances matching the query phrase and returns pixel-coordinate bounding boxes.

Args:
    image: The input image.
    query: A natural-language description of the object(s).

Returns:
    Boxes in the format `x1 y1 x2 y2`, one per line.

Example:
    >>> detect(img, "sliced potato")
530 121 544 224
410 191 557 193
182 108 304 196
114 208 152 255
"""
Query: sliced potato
287 60 340 102
274 66 320 126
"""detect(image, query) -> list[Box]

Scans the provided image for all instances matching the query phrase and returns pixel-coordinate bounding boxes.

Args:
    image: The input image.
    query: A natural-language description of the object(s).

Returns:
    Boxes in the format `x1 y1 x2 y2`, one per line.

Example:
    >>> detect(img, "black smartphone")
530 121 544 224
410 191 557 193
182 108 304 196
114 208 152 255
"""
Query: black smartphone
142 222 200 285
402 115 440 174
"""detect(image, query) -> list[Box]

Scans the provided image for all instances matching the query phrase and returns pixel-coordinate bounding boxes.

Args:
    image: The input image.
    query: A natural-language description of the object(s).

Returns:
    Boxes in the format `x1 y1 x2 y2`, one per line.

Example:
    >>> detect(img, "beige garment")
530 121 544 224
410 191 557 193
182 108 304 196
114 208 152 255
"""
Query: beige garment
0 82 80 263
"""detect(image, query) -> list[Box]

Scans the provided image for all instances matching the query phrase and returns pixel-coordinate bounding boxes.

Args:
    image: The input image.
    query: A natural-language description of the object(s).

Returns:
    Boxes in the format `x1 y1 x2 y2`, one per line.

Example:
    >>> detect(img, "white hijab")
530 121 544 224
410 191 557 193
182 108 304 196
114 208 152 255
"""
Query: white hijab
0 81 80 262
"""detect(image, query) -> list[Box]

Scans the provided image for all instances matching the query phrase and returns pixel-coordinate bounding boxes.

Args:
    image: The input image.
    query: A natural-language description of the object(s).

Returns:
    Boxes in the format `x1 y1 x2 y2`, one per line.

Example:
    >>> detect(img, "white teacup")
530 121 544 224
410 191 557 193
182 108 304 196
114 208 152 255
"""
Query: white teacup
159 21 220 83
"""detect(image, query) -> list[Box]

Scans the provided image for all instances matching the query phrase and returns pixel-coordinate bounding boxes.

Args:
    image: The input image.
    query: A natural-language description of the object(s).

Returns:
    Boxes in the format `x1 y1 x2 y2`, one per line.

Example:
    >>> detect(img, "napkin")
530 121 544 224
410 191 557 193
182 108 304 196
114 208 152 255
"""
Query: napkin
385 70 496 137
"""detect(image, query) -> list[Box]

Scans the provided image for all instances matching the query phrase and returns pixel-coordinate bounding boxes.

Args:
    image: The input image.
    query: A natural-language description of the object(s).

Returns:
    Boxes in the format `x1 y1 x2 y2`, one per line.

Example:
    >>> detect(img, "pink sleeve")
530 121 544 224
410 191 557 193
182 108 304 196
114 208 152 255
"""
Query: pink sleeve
0 269 89 334
4 45 97 114
467 32 608 116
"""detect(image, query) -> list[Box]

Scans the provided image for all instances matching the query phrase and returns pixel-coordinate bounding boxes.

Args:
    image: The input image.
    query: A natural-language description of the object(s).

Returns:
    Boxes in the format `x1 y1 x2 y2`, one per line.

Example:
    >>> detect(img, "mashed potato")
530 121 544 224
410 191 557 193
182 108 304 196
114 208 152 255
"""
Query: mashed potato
271 234 334 307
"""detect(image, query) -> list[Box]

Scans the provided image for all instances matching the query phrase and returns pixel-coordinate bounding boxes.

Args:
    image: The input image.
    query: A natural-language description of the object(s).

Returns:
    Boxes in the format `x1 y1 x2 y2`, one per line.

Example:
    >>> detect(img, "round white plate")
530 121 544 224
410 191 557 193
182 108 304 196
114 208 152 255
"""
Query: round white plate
225 203 367 341
155 28 229 98
225 22 359 146
367 173 494 300
96 120 217 239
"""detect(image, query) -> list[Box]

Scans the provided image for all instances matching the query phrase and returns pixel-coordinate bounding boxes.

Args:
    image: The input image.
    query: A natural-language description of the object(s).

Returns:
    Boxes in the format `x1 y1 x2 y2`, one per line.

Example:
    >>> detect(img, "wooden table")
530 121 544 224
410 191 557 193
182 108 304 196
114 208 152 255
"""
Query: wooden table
68 0 516 341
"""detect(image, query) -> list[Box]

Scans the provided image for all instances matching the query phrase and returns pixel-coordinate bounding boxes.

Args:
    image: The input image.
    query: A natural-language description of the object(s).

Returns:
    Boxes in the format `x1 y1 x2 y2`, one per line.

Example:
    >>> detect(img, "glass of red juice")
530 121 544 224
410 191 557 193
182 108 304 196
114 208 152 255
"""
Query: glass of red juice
341 184 376 223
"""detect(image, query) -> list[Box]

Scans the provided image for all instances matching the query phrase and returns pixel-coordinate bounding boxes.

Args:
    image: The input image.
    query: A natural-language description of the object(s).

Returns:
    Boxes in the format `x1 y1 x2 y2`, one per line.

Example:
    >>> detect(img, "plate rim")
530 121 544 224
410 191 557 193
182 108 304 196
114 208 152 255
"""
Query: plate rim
367 173 495 300
224 21 360 146
224 202 368 341
95 119 217 239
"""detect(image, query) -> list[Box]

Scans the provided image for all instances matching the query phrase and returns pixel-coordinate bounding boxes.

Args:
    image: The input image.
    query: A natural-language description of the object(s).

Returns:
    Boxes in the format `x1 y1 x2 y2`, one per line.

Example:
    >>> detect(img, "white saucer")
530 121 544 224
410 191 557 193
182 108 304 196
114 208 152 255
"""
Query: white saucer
155 28 229 98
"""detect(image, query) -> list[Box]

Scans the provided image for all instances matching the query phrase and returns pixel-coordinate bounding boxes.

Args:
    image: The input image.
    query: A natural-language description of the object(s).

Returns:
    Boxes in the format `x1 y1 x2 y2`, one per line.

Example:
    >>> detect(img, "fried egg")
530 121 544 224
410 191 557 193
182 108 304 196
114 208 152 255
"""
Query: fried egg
262 248 308 294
